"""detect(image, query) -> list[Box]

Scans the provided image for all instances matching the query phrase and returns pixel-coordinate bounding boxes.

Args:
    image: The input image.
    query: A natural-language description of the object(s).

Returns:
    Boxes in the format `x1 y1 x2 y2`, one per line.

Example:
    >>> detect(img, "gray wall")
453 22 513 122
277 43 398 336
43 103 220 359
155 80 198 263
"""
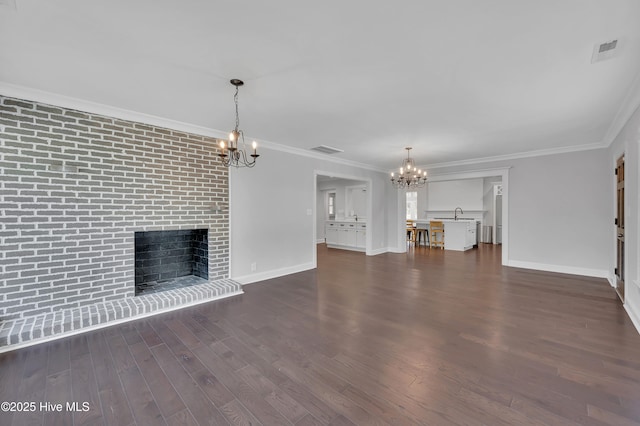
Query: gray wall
429 148 610 277
0 96 229 320
229 149 393 283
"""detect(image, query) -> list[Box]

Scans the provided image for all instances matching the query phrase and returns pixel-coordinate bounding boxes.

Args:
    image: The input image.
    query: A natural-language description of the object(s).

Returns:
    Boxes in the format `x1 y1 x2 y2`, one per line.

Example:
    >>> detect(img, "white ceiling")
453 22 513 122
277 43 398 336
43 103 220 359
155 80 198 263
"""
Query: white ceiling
1 1 640 170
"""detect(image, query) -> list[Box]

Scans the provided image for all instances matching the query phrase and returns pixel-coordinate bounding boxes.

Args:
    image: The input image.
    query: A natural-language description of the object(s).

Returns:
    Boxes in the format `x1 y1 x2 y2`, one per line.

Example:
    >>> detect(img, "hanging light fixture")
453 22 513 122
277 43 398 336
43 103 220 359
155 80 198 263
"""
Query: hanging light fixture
218 79 259 168
390 147 427 189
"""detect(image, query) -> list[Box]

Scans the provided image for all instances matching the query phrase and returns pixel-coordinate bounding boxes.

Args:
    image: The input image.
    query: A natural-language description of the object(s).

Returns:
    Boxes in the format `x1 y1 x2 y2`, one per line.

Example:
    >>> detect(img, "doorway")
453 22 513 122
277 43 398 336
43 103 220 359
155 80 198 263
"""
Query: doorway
615 155 624 302
314 173 372 262
415 167 510 264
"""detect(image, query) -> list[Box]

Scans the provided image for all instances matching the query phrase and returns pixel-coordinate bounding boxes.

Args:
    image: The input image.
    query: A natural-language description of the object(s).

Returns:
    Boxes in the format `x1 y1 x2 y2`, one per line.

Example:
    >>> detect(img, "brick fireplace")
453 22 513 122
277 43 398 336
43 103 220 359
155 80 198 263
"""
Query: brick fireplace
135 229 209 295
0 95 242 348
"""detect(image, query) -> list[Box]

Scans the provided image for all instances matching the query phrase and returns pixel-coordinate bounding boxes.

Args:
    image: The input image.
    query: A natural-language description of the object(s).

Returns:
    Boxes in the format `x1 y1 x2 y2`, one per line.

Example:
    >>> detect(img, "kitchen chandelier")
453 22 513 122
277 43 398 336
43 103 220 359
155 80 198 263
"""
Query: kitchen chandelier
390 147 427 189
218 79 259 168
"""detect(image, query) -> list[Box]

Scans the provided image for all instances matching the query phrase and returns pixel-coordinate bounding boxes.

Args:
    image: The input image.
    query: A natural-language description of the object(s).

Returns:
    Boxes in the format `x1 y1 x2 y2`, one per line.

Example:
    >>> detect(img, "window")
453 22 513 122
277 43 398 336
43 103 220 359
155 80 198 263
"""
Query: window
327 192 336 220
406 191 417 220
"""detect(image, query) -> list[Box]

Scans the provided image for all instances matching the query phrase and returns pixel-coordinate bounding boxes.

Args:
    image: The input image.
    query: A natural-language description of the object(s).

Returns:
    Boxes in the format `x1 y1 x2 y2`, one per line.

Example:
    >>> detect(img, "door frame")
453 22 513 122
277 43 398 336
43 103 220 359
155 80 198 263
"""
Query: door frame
415 167 511 265
614 154 625 301
313 171 373 268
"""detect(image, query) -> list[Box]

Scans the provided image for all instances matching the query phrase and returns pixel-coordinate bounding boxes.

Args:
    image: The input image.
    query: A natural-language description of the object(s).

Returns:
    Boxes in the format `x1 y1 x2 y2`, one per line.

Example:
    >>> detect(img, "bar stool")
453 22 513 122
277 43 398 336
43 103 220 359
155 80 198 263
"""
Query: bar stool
429 221 444 249
406 220 416 244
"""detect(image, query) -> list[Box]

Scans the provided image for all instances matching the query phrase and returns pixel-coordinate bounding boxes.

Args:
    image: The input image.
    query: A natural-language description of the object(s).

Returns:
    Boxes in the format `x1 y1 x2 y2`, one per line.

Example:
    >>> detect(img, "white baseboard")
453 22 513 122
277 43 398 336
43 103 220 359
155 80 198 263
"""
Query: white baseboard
624 301 640 336
385 247 407 254
367 247 390 255
316 239 325 244
507 260 609 279
233 262 315 285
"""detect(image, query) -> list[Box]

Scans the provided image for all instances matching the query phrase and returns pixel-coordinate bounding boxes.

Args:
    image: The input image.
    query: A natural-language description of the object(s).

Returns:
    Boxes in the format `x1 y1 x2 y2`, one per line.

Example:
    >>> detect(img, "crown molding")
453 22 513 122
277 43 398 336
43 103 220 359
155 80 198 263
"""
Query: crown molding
257 139 387 173
0 81 387 174
1 81 611 175
0 82 231 139
421 142 608 170
603 68 640 146
426 166 511 181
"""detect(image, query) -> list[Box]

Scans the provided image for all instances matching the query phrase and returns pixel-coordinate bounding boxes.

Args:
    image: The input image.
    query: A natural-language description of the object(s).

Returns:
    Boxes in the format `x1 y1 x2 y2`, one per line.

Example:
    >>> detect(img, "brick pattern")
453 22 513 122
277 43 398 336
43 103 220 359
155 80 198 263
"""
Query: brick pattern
134 229 209 293
0 95 230 323
0 278 243 347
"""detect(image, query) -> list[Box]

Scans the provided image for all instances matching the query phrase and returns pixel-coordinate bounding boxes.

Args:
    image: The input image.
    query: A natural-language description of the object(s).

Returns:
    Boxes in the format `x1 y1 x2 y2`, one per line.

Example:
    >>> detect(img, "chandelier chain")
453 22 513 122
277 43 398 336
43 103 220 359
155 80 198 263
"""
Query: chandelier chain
234 85 240 132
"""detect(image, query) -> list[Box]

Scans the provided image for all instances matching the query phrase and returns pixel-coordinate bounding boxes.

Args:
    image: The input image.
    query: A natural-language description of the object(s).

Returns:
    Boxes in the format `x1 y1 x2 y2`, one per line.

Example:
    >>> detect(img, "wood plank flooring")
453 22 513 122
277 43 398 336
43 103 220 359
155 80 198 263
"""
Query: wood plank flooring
1 243 640 425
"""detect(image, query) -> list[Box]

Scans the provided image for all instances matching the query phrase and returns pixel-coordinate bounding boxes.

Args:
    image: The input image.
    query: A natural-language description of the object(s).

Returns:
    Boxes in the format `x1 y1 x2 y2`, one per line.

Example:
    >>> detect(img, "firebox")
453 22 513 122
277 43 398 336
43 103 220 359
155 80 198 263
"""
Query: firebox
134 229 209 295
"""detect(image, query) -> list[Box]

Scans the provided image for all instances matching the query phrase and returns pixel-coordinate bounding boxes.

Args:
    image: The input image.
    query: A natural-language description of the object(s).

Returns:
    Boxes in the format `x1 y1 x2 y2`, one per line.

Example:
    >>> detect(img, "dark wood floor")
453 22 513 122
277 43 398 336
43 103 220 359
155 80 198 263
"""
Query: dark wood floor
2 244 640 425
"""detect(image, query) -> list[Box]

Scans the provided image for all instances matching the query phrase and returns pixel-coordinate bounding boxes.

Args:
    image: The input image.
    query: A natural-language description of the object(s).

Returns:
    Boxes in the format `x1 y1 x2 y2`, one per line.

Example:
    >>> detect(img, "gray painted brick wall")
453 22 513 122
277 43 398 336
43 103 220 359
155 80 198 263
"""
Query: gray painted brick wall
0 95 229 320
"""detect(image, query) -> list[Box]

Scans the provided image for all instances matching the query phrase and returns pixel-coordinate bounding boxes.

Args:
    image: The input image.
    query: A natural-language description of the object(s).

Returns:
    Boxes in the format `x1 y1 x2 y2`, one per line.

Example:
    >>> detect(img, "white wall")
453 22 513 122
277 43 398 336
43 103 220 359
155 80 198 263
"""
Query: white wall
427 178 484 211
230 148 394 283
482 177 501 227
608 103 640 334
317 178 367 220
416 186 428 219
347 186 367 218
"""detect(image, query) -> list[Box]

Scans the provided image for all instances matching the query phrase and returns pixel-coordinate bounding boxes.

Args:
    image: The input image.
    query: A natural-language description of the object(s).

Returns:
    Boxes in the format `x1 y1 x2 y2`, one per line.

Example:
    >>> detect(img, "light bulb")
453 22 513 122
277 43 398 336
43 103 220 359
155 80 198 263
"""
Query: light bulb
219 140 225 149
229 132 235 141
252 141 257 150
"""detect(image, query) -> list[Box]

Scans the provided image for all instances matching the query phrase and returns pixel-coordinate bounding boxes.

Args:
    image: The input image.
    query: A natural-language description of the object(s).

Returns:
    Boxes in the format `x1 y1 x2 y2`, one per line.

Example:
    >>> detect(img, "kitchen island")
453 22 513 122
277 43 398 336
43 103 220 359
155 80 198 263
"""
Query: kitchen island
415 219 477 251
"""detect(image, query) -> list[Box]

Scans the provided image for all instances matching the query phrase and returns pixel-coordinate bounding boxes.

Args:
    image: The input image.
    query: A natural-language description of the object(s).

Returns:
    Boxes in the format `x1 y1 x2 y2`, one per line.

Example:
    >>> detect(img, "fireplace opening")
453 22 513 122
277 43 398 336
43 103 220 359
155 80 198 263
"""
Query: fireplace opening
134 229 209 296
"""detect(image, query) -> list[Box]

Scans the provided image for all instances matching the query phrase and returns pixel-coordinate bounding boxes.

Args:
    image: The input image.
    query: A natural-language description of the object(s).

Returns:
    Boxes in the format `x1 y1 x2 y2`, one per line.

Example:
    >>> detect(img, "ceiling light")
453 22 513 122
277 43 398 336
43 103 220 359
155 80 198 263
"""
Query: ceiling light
218 79 259 168
390 147 427 189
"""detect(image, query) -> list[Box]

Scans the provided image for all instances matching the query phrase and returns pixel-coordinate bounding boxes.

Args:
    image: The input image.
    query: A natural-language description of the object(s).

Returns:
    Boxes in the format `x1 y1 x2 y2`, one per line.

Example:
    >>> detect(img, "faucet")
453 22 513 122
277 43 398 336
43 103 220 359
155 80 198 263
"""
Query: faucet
454 207 463 220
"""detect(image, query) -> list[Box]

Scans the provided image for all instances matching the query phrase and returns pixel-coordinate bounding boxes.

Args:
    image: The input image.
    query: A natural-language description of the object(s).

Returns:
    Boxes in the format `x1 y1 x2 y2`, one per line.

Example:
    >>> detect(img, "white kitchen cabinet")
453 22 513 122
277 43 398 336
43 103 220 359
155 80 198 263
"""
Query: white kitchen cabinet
438 220 478 251
325 221 366 252
466 226 477 248
356 223 366 249
325 225 338 245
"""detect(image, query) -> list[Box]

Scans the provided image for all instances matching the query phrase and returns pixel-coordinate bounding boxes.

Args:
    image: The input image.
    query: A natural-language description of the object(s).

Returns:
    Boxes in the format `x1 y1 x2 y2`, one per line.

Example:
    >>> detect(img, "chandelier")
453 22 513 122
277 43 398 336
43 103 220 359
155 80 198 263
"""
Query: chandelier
218 79 259 168
390 147 427 189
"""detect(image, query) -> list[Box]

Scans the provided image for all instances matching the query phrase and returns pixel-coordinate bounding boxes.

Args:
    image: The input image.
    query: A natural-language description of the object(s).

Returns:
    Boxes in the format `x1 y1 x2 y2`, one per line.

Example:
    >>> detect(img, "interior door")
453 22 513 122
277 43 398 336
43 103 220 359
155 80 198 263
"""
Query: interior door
615 155 625 302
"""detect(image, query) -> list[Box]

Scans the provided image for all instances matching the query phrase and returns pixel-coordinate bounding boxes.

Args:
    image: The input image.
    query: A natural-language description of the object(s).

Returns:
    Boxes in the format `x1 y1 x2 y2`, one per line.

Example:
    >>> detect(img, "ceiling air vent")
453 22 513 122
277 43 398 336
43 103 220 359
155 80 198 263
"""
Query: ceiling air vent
591 39 619 63
310 145 344 155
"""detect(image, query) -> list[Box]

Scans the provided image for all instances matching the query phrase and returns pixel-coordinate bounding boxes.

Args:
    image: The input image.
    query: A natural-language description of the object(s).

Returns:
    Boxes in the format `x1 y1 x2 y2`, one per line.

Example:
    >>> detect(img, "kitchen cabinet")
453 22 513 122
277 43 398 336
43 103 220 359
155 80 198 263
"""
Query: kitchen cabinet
355 223 366 249
325 221 366 252
325 224 338 245
466 224 477 248
444 220 477 251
